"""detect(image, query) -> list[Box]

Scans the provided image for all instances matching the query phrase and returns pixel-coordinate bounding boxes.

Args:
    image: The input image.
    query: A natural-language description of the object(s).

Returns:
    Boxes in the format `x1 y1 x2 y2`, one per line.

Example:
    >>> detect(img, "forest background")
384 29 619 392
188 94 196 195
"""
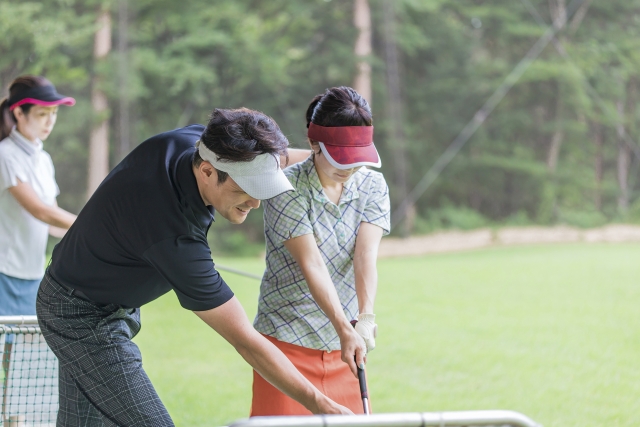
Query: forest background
2 0 640 255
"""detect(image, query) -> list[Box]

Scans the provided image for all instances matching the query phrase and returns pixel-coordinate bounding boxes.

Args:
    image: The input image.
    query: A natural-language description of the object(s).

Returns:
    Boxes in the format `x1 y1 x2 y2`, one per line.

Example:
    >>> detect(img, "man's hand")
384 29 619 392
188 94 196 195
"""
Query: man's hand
338 325 367 378
354 313 377 352
313 396 353 415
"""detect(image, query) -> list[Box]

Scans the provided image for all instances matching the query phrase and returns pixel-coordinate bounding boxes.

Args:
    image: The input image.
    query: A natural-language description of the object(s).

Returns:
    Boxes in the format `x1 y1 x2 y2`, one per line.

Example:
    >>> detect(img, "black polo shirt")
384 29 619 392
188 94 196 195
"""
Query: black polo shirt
49 124 234 311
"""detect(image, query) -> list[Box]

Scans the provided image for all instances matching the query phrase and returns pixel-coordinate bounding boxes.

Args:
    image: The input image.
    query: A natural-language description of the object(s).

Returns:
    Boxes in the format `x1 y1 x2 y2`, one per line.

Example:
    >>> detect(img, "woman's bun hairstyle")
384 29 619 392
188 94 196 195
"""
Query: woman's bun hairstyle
305 86 372 130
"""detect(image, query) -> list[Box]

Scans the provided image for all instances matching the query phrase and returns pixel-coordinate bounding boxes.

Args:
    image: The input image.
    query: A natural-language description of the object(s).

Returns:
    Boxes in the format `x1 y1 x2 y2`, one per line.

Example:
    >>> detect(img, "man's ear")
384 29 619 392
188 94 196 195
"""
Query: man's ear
200 161 214 178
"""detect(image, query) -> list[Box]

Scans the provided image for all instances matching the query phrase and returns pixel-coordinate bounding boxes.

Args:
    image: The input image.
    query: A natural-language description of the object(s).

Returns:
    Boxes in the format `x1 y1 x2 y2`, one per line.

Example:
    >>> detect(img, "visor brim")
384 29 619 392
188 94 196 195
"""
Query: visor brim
10 97 76 110
319 142 381 169
232 168 294 200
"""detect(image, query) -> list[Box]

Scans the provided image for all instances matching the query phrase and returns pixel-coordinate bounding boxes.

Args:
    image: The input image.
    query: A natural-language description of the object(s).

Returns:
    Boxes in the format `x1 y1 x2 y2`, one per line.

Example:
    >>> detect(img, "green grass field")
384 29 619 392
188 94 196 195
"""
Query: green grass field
133 243 640 427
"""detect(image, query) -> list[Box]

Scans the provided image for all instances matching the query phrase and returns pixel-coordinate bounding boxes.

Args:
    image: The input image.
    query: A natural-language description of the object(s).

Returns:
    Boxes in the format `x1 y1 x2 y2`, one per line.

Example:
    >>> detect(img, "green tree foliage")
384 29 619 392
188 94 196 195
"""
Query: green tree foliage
1 0 639 249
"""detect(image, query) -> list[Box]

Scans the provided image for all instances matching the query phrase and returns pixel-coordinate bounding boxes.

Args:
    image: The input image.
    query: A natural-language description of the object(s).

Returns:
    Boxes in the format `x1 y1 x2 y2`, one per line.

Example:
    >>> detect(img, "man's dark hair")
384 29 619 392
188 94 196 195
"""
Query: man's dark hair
305 86 372 130
193 108 290 184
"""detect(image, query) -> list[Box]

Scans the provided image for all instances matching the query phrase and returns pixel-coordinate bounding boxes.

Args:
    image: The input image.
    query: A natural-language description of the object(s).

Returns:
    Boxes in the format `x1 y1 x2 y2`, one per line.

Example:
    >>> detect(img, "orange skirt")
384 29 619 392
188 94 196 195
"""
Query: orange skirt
250 334 370 416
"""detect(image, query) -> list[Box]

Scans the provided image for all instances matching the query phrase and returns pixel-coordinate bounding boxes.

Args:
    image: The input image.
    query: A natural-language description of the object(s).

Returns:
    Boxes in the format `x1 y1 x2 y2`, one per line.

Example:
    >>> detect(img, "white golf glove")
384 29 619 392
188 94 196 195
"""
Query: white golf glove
354 313 377 352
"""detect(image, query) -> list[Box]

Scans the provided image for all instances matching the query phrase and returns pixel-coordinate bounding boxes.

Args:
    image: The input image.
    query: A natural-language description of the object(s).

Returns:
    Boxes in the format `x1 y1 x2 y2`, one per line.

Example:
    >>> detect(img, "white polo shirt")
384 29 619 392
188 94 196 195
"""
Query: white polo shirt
0 128 59 280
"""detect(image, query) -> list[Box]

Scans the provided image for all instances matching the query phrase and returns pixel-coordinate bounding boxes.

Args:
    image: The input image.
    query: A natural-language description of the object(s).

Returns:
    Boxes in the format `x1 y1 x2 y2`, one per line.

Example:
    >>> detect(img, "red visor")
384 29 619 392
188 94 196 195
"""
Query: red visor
307 123 380 169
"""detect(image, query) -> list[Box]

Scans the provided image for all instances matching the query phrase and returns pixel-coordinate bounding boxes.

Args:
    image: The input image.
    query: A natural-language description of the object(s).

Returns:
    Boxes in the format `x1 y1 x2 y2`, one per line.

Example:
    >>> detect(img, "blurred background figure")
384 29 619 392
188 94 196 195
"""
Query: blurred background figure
0 75 77 316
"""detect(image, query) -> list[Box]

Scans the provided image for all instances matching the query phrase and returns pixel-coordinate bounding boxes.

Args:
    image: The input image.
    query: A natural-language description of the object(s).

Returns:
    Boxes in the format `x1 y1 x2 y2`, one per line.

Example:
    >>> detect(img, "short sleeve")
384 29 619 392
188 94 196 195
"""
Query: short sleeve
363 174 391 235
143 235 234 311
0 152 28 191
264 189 314 244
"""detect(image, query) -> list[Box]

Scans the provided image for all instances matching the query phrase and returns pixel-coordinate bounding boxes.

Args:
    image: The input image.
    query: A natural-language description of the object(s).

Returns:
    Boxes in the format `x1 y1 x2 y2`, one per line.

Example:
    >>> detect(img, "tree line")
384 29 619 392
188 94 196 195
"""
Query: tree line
1 0 639 251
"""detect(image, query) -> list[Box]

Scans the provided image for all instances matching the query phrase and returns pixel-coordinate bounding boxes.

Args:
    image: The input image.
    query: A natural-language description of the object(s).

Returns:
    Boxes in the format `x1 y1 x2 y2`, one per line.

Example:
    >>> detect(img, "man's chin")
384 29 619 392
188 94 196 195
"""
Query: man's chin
222 211 250 224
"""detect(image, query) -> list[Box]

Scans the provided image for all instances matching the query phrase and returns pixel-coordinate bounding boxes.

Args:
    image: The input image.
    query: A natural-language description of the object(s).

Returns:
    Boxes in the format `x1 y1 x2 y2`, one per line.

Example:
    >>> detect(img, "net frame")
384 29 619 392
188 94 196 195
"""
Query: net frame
227 410 542 427
0 316 57 427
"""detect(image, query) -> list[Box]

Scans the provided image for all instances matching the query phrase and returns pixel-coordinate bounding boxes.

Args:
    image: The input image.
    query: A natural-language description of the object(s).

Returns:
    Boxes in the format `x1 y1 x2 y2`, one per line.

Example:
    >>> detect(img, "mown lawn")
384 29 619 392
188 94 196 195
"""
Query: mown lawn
134 243 640 427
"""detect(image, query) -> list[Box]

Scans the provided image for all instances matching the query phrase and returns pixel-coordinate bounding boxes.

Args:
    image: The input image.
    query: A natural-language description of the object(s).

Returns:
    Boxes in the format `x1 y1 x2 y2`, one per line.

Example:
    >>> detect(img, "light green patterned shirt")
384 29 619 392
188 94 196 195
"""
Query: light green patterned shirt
253 156 390 350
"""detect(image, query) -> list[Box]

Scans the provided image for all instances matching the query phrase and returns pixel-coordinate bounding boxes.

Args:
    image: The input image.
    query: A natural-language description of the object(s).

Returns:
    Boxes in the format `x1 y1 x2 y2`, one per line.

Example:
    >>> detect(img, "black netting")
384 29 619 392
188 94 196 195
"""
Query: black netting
1 326 58 426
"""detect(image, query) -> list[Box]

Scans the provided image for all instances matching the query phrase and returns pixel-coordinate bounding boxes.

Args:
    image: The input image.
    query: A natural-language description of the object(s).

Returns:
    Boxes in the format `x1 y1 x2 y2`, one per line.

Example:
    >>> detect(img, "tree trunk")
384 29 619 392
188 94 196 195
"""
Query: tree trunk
353 0 372 105
592 121 603 211
616 85 631 213
569 0 591 34
87 9 112 198
546 0 566 174
546 82 564 173
548 0 567 29
382 0 411 235
117 0 130 162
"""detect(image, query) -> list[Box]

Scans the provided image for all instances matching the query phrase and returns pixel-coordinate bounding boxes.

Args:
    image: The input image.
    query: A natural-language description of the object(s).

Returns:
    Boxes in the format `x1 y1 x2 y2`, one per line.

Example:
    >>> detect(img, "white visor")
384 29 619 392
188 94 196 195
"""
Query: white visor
196 140 294 200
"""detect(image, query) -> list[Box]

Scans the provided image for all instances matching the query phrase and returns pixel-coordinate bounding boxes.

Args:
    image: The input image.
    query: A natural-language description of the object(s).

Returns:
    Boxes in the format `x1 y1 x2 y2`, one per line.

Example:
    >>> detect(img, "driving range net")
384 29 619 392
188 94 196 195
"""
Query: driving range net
1 322 57 426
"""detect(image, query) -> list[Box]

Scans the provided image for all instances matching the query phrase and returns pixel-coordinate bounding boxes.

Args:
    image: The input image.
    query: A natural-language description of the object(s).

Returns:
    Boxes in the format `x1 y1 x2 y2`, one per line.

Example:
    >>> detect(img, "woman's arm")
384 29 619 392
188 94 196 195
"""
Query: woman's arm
286 148 312 167
9 180 76 229
283 234 367 376
49 225 68 238
353 222 384 351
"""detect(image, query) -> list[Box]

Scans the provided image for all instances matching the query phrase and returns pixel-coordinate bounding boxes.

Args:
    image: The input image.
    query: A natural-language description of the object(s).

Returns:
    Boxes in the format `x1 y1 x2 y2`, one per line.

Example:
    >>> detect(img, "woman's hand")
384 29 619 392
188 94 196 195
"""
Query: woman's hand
337 323 367 377
354 313 377 352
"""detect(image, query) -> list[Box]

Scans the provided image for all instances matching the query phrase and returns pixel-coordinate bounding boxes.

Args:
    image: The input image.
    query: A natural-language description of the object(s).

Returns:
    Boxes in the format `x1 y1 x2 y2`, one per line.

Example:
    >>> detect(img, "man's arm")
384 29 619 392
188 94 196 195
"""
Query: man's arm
283 235 367 376
9 181 76 229
193 297 352 415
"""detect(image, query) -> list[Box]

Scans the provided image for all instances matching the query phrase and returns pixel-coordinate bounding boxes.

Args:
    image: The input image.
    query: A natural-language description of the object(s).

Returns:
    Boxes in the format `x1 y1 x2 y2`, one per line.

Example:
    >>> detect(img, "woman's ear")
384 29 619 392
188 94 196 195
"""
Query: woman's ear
13 106 25 121
308 139 322 155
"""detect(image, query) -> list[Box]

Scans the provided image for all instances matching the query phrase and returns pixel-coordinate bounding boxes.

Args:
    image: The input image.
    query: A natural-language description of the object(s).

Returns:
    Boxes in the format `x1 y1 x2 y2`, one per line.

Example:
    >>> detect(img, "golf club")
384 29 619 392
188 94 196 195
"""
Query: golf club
351 320 370 415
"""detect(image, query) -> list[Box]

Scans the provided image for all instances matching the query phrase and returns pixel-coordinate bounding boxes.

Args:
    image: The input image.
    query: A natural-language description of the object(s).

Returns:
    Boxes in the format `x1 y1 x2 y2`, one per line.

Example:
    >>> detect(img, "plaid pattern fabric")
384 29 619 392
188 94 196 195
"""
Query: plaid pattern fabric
254 156 390 350
36 272 174 426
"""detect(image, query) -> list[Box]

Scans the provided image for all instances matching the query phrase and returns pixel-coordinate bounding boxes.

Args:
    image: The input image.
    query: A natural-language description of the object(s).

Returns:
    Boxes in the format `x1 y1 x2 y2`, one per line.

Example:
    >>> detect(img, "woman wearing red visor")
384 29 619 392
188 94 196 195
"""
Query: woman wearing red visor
0 76 77 317
252 86 390 415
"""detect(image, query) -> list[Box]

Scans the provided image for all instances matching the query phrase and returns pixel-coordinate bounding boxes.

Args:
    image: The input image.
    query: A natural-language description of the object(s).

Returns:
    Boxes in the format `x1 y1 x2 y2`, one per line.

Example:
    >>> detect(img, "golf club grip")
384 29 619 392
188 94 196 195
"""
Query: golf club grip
357 366 368 398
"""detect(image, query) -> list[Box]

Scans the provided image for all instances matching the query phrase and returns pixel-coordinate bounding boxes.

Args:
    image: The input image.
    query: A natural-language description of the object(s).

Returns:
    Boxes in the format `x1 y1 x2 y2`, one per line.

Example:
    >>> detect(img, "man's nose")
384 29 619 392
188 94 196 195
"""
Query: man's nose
247 198 260 209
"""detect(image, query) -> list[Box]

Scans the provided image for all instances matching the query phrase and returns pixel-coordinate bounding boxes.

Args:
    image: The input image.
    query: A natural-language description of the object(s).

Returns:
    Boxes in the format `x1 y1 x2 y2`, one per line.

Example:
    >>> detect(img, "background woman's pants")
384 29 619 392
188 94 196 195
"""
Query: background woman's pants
37 271 174 427
250 334 369 416
0 272 40 315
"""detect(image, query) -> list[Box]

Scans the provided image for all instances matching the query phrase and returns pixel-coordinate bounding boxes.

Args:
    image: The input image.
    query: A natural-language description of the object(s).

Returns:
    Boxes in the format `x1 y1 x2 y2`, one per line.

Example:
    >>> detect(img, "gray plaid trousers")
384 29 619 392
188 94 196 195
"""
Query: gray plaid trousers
36 272 174 426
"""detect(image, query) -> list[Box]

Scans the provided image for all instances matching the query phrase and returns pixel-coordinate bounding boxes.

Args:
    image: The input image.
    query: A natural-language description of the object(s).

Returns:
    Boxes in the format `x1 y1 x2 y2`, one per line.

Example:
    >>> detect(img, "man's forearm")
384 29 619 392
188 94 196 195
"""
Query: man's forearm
193 298 350 415
234 332 325 413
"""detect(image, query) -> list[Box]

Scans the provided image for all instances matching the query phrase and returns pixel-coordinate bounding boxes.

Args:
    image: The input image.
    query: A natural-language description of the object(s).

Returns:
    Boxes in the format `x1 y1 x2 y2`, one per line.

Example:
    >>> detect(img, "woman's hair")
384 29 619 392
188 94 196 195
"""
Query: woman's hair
0 75 53 140
305 86 373 130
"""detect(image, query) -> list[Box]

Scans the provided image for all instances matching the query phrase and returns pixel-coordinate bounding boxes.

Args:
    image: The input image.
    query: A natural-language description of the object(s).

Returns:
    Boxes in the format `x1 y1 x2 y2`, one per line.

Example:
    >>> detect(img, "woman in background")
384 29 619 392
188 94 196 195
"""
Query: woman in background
0 75 77 316
252 86 390 415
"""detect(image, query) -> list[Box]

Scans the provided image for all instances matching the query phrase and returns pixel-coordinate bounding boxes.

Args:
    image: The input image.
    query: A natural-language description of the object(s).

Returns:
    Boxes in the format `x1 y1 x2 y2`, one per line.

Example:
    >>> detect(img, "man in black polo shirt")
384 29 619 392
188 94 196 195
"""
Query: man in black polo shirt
37 108 351 425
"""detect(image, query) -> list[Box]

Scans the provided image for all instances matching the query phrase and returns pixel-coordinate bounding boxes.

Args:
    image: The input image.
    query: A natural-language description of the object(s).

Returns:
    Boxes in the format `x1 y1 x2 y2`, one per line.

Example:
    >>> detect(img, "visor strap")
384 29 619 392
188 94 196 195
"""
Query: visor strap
196 140 280 175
